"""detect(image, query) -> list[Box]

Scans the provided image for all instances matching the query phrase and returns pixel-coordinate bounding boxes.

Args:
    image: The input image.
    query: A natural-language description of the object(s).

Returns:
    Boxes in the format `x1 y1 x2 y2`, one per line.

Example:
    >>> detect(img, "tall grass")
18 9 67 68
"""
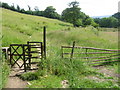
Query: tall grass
1 57 10 89
47 26 118 49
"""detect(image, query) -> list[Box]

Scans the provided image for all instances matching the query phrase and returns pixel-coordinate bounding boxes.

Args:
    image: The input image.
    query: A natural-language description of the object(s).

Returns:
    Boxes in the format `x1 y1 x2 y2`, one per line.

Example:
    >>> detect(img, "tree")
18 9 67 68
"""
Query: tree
33 6 43 16
28 5 31 11
112 12 120 27
43 6 61 19
69 1 79 8
34 6 39 11
1 2 10 9
0 2 2 7
112 12 120 19
109 17 119 28
10 3 16 11
99 17 118 28
83 17 99 27
26 5 33 14
17 5 20 12
20 9 25 13
62 1 81 27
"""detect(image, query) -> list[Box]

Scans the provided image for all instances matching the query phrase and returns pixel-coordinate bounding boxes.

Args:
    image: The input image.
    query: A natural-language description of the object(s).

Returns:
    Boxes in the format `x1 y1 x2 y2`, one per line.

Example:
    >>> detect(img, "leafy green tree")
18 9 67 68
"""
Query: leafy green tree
84 17 99 27
109 17 119 28
1 2 10 9
62 1 81 27
94 18 101 24
20 9 25 13
112 12 120 27
75 19 83 26
43 6 61 19
99 17 118 28
112 12 120 19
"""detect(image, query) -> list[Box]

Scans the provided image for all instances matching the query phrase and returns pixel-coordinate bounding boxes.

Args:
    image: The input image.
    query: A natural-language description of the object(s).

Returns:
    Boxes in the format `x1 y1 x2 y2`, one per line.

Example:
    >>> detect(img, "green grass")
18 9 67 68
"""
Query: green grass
1 57 10 89
28 75 62 88
1 8 119 88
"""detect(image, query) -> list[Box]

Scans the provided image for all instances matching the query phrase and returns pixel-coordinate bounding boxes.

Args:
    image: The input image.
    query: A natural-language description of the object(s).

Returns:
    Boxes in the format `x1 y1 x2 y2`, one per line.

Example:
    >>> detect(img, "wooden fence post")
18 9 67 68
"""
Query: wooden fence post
70 41 75 60
43 26 46 59
23 45 26 72
9 45 12 67
27 42 31 69
86 48 88 60
61 46 63 58
41 42 43 59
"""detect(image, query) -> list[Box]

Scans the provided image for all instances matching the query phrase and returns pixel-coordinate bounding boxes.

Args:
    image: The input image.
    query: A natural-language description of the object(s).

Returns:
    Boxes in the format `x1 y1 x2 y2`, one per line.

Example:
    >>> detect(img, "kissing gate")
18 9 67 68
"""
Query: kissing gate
9 27 46 72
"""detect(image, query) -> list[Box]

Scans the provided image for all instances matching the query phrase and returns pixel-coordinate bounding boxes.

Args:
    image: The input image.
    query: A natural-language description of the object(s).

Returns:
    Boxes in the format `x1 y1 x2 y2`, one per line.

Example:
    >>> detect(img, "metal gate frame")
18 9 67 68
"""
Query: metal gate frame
9 42 43 72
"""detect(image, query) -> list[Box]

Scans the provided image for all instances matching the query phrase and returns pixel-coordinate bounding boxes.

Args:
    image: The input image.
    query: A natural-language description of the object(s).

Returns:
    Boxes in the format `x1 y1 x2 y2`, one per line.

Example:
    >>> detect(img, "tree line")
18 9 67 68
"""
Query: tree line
0 1 119 28
0 2 61 19
94 12 120 28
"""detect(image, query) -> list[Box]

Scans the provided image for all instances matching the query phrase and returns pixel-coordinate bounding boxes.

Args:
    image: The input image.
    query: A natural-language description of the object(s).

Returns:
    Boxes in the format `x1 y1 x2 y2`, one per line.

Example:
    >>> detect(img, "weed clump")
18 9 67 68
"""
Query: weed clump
20 72 38 81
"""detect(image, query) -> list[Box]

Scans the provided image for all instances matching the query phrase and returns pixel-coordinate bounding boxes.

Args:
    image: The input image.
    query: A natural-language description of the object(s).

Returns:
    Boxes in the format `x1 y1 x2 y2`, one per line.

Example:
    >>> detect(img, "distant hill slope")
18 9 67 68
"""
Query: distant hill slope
1 8 72 46
91 15 111 18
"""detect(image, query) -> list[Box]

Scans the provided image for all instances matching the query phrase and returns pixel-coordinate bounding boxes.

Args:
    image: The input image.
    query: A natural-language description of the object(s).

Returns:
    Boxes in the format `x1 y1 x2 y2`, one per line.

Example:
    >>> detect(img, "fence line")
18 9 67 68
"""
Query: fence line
61 41 120 65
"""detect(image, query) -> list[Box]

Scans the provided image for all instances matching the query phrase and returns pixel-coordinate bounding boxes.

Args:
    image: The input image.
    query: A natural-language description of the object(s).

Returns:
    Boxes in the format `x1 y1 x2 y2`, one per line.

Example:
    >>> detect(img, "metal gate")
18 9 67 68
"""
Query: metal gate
9 42 43 72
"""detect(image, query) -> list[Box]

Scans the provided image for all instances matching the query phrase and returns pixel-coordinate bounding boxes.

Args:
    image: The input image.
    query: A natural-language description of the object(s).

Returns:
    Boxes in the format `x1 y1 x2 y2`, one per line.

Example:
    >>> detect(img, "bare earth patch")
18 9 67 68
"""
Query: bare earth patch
5 60 38 88
86 66 119 83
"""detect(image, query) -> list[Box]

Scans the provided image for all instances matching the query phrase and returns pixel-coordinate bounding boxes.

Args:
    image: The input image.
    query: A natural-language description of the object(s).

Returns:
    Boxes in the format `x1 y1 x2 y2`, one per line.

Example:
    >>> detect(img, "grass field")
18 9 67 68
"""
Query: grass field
1 8 119 88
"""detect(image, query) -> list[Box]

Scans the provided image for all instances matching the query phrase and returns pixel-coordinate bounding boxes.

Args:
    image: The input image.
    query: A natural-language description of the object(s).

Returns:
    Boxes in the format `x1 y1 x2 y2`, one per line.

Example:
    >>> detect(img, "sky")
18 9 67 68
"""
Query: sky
1 0 120 17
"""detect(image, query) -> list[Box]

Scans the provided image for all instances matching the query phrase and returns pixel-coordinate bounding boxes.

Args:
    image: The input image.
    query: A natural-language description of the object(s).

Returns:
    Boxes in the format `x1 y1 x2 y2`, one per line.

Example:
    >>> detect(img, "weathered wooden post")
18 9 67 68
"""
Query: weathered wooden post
27 42 31 69
61 46 63 58
43 26 46 59
9 45 12 67
23 45 26 72
86 48 88 60
70 41 75 61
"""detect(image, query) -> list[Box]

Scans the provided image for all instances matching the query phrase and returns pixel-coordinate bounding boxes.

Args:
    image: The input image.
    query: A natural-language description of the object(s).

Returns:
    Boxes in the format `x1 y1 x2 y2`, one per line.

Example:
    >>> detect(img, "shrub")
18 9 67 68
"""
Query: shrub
20 72 38 81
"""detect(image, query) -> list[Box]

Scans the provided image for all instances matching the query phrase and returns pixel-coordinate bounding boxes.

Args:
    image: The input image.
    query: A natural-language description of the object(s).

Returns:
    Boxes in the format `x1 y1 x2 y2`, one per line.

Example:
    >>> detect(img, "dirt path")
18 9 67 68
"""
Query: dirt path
87 65 119 83
5 60 38 88
5 61 28 88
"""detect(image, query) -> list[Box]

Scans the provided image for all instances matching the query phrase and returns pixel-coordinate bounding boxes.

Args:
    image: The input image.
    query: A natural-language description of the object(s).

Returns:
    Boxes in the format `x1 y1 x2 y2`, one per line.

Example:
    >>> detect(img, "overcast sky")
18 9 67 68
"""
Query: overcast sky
1 0 120 16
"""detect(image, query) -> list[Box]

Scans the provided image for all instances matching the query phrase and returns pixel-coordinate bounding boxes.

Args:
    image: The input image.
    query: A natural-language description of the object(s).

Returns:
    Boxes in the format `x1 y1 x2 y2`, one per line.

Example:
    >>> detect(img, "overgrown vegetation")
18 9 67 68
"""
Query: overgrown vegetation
1 8 119 88
1 56 10 89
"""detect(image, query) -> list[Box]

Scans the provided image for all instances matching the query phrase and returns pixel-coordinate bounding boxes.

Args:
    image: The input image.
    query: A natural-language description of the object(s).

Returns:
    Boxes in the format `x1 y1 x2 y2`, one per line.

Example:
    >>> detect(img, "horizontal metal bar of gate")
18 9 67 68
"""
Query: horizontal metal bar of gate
30 46 41 48
27 57 42 59
8 54 32 56
27 42 42 43
10 44 38 46
63 52 117 54
61 46 119 52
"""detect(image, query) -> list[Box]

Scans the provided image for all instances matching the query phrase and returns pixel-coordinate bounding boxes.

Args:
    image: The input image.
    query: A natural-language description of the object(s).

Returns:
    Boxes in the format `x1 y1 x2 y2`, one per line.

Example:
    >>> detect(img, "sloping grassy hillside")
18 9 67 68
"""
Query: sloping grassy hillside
2 8 72 46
